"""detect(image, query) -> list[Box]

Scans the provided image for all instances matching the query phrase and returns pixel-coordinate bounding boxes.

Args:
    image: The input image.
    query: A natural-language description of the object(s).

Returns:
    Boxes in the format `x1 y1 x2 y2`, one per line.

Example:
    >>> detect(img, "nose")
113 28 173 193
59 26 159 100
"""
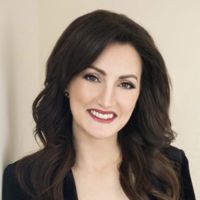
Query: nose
97 85 116 108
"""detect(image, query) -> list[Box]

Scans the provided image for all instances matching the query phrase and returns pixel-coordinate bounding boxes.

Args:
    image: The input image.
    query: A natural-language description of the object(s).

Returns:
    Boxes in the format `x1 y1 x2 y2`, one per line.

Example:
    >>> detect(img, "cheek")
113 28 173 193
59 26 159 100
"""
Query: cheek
70 81 98 106
119 93 139 114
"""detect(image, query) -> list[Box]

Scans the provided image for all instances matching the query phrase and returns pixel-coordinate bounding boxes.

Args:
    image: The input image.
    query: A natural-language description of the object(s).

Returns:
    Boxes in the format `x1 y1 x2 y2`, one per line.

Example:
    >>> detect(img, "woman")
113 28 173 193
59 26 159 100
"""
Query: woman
3 9 196 200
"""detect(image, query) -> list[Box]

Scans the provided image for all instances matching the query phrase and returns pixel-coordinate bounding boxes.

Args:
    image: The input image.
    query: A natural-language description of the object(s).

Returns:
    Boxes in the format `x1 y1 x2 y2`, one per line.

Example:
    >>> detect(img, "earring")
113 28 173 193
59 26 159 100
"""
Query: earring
65 90 69 98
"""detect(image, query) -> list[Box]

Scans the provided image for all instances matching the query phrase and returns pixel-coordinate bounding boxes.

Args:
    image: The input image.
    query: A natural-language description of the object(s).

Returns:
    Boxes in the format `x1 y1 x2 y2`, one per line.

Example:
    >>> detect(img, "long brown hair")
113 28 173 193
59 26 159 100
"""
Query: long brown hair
16 9 179 200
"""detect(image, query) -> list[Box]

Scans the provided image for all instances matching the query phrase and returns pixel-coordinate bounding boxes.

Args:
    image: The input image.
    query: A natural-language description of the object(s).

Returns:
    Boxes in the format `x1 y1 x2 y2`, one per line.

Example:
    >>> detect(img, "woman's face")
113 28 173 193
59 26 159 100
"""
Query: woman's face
67 42 142 140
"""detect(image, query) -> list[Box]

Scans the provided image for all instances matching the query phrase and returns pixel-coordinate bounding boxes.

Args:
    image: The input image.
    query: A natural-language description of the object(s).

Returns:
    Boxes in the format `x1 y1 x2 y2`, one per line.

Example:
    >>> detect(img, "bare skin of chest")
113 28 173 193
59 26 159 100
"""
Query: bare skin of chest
72 167 129 200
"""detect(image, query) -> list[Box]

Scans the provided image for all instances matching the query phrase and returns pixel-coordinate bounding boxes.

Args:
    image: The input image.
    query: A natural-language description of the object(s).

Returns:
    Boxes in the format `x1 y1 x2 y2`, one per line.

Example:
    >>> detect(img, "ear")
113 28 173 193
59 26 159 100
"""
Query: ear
65 84 70 91
64 90 69 97
64 84 70 97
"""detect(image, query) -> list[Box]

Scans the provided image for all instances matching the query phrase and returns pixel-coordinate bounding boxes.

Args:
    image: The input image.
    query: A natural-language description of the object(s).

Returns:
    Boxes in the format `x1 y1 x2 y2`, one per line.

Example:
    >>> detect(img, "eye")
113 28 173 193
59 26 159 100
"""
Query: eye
120 82 135 89
83 74 99 82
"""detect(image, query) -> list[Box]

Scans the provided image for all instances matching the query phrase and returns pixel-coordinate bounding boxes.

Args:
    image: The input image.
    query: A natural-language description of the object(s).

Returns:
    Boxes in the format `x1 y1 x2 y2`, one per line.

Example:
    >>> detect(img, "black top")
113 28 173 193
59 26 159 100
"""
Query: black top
2 146 196 200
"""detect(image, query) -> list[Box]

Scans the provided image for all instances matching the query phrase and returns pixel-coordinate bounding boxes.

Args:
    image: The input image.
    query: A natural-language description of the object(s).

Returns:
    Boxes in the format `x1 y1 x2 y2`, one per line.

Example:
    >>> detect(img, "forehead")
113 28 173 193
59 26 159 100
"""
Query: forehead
90 42 142 78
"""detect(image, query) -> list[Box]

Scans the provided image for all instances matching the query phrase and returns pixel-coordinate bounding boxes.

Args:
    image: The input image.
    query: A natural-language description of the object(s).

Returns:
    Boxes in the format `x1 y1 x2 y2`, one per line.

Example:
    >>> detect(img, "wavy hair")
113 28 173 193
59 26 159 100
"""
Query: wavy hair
16 9 179 200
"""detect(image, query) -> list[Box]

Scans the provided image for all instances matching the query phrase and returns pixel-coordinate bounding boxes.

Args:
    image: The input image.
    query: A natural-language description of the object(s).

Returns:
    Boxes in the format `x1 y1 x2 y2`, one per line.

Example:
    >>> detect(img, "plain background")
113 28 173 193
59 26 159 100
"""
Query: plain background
1 0 200 199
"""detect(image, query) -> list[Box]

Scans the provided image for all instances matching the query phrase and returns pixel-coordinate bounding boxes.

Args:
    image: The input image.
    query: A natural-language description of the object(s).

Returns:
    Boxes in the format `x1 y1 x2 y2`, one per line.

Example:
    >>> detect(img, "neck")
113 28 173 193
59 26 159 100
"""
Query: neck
72 131 122 173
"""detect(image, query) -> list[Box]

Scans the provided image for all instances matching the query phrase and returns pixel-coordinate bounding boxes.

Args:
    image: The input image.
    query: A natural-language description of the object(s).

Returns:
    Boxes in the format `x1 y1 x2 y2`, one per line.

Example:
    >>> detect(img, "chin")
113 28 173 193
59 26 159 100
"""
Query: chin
86 128 118 139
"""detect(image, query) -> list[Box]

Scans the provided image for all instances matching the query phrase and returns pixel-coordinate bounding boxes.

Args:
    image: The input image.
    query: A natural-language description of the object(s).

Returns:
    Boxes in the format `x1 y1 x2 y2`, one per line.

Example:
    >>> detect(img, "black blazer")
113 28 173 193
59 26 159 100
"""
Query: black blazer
2 146 196 200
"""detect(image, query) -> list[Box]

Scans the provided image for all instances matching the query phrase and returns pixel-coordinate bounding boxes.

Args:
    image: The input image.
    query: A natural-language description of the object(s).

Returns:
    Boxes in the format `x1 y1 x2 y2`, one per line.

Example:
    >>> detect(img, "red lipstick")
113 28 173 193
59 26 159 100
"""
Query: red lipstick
87 109 117 123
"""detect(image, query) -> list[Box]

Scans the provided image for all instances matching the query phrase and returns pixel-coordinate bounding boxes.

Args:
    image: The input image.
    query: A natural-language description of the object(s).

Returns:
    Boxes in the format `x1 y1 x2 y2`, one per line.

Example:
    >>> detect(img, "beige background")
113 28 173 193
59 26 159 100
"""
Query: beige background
1 0 200 199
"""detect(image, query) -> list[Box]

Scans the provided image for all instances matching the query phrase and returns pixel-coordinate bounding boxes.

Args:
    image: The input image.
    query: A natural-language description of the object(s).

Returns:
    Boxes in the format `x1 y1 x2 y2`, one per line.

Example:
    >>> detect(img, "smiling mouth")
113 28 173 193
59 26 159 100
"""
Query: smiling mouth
87 109 117 123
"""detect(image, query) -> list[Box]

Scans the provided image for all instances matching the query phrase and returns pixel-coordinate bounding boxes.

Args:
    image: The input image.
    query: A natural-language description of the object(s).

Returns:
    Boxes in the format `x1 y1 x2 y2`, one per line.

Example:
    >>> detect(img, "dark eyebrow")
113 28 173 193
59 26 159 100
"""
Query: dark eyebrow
88 65 138 81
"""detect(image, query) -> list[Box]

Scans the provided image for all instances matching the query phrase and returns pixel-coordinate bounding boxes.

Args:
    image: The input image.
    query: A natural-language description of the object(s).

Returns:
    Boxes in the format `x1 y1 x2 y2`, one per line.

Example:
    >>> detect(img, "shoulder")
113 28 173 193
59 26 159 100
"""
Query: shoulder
161 145 185 164
3 161 28 200
3 161 19 189
161 145 193 178
161 145 190 178
161 145 196 200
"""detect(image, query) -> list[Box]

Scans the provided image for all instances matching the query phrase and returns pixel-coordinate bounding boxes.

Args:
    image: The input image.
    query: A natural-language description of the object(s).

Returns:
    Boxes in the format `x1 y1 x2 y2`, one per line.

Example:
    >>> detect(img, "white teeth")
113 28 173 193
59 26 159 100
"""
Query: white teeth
90 110 114 119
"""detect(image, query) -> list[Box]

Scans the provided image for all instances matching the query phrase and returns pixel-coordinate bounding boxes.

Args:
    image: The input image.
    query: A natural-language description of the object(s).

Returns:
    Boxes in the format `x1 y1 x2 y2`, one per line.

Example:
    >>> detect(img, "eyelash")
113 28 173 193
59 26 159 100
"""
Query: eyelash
84 74 99 82
83 74 136 89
